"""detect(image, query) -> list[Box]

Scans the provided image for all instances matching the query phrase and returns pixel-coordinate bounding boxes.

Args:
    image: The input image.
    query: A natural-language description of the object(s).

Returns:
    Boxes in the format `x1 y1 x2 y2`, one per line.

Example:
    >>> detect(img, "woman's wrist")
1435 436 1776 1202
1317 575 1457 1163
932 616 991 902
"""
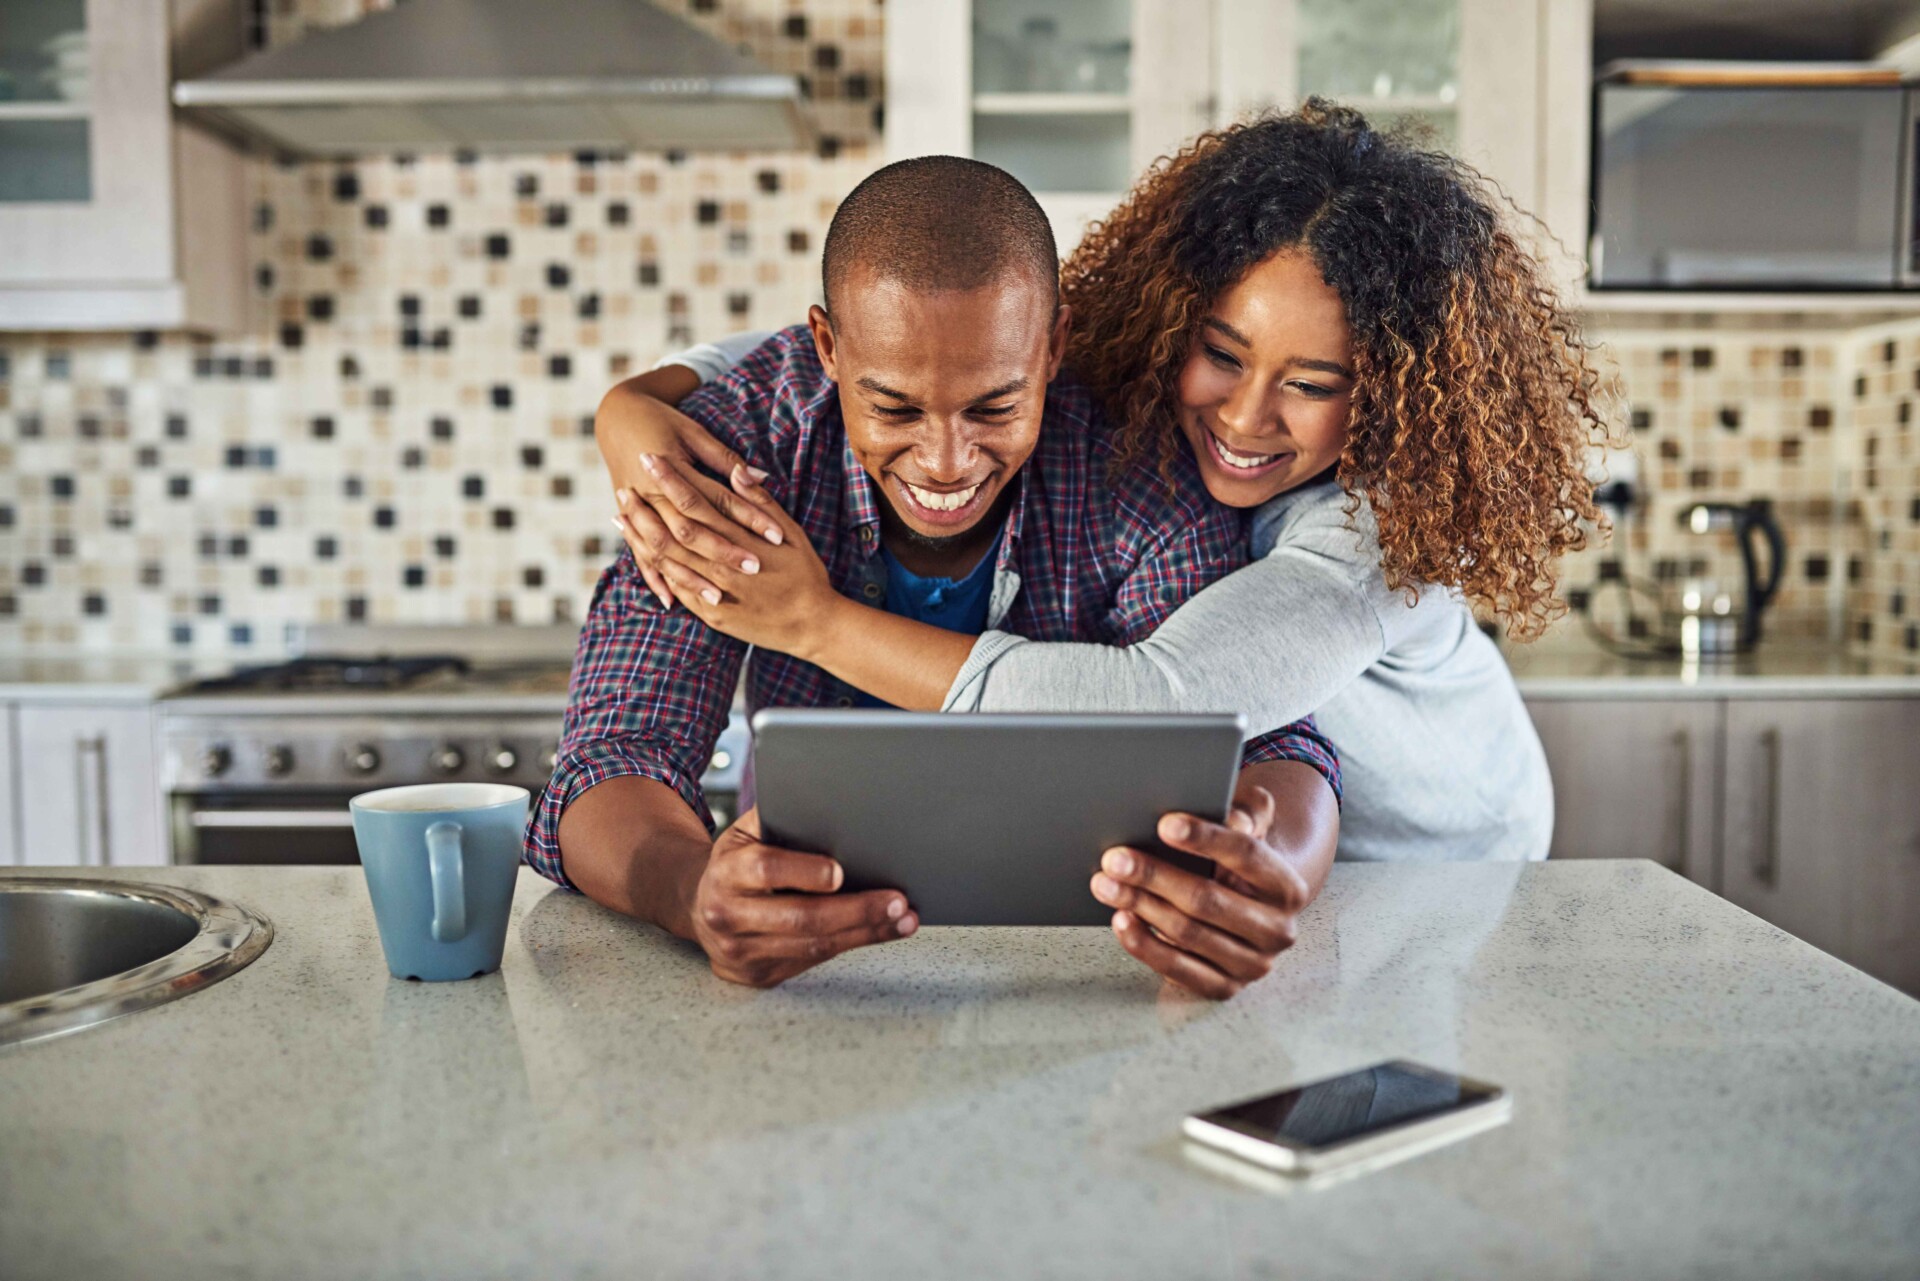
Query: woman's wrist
792 590 859 669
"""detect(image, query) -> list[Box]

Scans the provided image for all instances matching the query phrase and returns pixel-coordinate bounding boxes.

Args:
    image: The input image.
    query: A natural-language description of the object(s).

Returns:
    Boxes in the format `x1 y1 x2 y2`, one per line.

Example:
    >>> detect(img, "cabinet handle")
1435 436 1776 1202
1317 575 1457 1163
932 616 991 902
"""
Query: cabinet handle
1752 727 1780 888
1669 727 1691 873
74 733 111 867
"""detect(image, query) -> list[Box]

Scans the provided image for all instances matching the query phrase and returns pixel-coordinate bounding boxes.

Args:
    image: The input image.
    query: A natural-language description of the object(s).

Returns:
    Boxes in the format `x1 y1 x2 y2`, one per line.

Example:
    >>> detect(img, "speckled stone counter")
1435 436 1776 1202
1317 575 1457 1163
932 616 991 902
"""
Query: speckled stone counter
3 862 1917 1280
1508 636 1920 699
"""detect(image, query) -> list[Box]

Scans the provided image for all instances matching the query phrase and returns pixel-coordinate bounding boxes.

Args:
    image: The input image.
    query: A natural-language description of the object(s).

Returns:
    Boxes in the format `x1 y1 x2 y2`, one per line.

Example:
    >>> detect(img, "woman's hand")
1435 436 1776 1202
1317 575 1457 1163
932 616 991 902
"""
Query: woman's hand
594 375 786 607
612 454 844 658
1091 778 1315 1000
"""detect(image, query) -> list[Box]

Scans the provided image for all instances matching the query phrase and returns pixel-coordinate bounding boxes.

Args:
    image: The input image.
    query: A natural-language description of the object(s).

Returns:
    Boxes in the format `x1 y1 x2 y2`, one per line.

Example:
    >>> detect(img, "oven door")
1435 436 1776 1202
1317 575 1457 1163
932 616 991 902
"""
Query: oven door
171 791 364 865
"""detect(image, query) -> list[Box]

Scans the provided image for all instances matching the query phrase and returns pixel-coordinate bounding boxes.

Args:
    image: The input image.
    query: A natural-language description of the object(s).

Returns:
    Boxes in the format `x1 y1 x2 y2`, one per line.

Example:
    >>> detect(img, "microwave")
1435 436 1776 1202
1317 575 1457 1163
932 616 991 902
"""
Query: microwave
1590 65 1919 291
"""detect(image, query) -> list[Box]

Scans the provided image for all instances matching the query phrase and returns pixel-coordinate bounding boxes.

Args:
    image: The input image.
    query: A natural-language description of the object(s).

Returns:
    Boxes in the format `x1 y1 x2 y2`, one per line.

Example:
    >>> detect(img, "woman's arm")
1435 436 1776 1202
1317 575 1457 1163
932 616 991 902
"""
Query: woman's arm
620 461 1391 728
946 545 1388 730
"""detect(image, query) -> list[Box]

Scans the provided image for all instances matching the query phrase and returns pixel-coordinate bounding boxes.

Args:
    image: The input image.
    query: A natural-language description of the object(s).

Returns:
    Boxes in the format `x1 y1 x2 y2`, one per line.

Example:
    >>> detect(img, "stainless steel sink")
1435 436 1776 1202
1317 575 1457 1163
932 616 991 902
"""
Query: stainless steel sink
0 878 273 1048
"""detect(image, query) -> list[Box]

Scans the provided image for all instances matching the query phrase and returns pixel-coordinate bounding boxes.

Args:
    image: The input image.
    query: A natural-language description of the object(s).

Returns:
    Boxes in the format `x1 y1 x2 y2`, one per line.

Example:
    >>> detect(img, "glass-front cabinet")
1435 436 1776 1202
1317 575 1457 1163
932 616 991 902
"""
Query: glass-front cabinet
0 0 247 331
886 0 1589 279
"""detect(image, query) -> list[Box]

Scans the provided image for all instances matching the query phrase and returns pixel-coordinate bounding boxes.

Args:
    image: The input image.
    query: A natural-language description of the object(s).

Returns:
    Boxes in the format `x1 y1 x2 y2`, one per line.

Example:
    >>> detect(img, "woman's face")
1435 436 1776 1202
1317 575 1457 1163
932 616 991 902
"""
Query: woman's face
1175 248 1355 508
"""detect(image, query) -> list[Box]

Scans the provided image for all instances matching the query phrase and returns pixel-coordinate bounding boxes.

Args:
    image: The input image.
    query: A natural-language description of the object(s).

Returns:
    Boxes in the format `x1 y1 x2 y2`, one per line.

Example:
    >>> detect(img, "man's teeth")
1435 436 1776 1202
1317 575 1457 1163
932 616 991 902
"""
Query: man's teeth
905 481 981 512
1214 436 1278 469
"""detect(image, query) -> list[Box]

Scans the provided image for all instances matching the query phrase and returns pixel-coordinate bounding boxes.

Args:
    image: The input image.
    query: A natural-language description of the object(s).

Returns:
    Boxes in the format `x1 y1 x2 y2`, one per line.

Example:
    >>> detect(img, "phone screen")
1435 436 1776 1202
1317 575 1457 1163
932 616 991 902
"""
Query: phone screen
1202 1062 1500 1151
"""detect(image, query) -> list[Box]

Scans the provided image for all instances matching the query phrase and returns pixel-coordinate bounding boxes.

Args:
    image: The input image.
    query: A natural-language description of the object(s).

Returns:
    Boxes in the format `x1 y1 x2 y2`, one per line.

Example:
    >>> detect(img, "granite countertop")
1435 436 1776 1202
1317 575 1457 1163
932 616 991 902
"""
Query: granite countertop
3 861 1917 1280
0 654 224 702
1507 634 1920 698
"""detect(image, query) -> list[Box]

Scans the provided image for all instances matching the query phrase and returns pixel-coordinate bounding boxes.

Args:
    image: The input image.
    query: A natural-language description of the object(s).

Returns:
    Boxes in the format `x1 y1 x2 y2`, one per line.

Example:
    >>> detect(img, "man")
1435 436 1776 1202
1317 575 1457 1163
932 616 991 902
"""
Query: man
526 156 1341 994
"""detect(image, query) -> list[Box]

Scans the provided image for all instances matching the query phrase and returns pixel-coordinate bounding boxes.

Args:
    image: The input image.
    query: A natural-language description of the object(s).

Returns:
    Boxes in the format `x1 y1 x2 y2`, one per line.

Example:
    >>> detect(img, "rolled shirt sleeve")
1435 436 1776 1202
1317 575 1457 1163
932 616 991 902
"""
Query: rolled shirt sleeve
523 542 748 890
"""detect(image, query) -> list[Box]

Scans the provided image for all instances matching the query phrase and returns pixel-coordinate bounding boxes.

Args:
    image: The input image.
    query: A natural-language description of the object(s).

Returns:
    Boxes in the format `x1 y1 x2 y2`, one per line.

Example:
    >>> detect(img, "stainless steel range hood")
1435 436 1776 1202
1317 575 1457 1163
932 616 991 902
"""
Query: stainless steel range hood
172 0 812 156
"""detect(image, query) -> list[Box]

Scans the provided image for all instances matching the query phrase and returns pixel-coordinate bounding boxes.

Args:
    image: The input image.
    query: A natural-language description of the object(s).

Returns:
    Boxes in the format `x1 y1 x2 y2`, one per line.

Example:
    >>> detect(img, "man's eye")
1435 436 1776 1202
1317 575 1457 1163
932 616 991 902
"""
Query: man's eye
972 405 1016 419
876 406 919 419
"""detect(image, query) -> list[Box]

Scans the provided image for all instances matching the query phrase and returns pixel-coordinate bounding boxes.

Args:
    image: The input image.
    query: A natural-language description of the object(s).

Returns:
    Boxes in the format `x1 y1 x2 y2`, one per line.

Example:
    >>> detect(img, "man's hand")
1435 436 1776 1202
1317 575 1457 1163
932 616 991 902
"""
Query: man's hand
1091 779 1317 1000
692 808 919 988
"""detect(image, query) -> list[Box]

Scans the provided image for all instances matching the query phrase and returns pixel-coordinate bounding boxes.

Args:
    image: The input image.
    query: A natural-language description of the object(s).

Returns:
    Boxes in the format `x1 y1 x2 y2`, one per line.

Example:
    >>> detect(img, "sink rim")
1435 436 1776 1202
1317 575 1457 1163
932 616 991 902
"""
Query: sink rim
0 876 273 1050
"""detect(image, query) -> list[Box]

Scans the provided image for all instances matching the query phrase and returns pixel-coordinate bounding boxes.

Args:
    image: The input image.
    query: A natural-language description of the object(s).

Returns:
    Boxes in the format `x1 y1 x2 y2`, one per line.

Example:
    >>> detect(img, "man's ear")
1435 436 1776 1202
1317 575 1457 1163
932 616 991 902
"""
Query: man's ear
807 304 839 381
1045 303 1072 382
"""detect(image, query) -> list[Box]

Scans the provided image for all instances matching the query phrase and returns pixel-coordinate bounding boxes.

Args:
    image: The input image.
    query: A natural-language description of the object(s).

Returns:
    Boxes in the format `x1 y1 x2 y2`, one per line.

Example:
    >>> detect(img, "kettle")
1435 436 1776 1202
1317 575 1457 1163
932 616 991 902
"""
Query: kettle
1673 499 1786 656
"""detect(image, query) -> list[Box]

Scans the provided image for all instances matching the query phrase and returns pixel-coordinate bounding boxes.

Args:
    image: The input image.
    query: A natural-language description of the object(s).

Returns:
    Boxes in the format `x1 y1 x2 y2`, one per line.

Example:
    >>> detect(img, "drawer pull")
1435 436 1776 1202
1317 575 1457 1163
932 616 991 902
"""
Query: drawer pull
1753 728 1781 888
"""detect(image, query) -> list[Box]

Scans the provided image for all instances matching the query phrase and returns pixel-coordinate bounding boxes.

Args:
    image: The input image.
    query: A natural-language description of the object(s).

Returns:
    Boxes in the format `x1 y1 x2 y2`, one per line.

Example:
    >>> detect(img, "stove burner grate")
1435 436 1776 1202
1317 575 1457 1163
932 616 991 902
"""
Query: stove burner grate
187 655 470 693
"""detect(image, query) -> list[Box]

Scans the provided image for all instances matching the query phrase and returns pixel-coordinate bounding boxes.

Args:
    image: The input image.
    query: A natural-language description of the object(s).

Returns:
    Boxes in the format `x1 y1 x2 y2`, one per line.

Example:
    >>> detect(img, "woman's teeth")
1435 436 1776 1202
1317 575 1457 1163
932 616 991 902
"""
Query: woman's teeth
1212 435 1279 469
905 481 981 512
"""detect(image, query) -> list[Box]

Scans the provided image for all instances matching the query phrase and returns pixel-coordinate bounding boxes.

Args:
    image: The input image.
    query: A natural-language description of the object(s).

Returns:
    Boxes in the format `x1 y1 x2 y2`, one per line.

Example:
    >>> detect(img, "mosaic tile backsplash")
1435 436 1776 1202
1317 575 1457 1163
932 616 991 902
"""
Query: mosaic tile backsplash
0 0 1917 662
1847 319 1920 663
0 0 883 654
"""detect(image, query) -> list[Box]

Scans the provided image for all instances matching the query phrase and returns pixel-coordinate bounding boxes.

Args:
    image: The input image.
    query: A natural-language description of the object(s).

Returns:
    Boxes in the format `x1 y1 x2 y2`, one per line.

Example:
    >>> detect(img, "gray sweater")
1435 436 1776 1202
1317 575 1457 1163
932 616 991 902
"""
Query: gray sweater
945 483 1553 862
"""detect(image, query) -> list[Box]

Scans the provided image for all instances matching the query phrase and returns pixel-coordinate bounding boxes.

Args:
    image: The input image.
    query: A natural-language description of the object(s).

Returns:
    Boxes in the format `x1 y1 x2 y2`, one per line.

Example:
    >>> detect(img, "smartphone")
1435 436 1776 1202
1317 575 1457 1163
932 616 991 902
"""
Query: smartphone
1181 1060 1510 1177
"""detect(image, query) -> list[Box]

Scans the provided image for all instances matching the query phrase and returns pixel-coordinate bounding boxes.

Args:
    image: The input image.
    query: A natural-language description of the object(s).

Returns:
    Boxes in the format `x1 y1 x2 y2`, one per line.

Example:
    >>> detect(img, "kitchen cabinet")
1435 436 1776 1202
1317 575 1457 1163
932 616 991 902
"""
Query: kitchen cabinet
0 0 247 331
1720 698 1920 996
1526 692 1920 995
886 0 1589 270
1525 698 1721 884
15 701 165 867
0 703 17 865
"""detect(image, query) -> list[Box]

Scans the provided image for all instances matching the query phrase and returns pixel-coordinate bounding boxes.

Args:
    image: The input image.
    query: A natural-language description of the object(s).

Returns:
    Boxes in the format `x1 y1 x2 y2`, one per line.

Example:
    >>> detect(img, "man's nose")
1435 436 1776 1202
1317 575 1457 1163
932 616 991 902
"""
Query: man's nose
916 421 979 482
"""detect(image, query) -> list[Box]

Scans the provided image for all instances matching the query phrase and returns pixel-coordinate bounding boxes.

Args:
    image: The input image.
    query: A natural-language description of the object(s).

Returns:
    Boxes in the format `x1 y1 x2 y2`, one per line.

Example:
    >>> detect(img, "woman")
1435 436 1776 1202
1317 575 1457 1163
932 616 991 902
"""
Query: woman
600 102 1613 863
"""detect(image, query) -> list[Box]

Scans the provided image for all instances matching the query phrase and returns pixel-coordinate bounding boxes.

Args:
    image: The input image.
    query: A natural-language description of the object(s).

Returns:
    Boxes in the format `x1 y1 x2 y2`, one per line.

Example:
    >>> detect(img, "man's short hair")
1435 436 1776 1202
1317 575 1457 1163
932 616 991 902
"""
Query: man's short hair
821 156 1058 316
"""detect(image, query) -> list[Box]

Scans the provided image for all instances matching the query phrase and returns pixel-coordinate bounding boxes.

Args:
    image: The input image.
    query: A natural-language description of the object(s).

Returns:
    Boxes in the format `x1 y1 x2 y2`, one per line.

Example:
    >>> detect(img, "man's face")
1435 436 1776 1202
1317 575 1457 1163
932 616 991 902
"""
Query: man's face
809 267 1068 552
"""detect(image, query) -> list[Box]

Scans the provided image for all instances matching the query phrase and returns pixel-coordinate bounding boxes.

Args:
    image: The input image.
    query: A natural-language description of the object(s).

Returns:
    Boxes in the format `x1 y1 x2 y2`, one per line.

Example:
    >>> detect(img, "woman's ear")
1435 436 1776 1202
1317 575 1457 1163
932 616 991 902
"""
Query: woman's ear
807 304 839 381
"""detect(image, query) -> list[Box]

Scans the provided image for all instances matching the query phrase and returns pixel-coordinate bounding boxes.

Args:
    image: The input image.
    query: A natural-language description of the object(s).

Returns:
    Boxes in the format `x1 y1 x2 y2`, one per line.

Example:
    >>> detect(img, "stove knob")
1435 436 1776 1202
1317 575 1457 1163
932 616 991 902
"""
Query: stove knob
432 743 466 775
264 744 295 777
201 744 232 778
487 744 519 774
346 743 382 775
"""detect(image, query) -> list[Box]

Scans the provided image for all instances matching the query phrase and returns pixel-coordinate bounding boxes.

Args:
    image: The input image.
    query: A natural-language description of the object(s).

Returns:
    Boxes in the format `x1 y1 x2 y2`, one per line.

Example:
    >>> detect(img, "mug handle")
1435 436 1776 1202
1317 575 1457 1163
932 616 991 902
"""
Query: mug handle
426 820 468 943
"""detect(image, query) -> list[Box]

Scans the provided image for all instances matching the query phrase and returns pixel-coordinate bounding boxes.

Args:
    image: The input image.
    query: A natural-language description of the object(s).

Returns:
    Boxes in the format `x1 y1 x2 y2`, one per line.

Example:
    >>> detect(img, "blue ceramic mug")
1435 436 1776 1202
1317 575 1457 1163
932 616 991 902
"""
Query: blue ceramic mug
350 783 530 982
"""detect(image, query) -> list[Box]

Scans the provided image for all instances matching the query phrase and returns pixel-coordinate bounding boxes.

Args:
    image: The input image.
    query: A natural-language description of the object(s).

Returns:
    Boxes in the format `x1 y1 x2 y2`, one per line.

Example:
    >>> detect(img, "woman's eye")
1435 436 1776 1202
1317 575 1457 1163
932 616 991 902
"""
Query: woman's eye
1291 382 1336 400
1203 344 1241 370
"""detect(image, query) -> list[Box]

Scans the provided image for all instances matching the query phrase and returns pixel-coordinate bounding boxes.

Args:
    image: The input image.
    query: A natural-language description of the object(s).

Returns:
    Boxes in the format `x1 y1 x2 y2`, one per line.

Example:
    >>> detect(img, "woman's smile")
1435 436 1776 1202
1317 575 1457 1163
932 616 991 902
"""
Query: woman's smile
1200 424 1294 478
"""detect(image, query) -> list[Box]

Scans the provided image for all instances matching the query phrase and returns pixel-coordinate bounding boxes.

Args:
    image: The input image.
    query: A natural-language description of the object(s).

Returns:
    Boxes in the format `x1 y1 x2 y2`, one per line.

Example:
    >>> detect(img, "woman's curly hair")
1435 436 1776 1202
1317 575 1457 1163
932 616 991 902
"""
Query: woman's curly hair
1062 100 1617 639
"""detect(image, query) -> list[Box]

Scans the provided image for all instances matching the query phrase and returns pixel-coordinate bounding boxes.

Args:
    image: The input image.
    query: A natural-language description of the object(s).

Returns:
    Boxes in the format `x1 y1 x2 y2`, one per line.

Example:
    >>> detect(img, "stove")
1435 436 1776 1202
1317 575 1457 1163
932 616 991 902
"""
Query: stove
157 625 746 864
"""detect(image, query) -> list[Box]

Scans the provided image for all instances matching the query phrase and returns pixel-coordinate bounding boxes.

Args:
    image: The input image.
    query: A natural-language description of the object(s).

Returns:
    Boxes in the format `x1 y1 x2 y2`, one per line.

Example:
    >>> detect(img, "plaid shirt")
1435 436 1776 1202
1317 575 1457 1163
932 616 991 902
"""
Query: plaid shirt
526 326 1340 888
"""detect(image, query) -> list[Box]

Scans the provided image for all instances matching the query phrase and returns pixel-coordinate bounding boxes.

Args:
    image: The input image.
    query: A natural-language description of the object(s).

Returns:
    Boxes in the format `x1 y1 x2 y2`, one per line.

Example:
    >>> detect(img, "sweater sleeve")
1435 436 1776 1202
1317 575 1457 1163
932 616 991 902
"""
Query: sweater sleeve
647 329 777 387
944 501 1390 735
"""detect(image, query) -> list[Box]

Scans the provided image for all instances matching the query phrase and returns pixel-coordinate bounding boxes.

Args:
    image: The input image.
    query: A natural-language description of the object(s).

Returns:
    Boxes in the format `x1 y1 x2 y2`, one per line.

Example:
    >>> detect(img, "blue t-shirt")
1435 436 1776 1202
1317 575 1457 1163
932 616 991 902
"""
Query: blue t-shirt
853 530 1004 708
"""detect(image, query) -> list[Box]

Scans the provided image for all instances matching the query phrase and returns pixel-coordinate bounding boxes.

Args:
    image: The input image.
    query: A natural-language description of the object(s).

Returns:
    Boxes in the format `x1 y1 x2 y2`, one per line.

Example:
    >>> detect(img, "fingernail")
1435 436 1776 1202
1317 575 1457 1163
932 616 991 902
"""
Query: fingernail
616 488 632 509
741 557 760 575
1102 848 1134 877
701 588 721 605
1161 816 1194 842
746 465 771 483
641 454 660 474
1091 873 1120 902
896 914 918 937
829 862 844 891
1112 910 1132 933
764 527 784 546
886 896 906 919
609 516 627 533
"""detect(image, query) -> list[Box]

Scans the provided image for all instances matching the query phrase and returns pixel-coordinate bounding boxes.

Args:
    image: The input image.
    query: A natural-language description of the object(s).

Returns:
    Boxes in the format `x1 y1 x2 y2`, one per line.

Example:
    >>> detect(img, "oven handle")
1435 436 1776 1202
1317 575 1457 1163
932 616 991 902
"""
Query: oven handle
187 810 357 830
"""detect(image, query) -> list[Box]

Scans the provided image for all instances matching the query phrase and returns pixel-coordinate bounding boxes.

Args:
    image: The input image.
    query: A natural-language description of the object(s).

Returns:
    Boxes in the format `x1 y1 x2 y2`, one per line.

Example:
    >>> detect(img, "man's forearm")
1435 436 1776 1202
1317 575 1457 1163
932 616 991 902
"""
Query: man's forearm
556 775 712 938
1239 760 1339 901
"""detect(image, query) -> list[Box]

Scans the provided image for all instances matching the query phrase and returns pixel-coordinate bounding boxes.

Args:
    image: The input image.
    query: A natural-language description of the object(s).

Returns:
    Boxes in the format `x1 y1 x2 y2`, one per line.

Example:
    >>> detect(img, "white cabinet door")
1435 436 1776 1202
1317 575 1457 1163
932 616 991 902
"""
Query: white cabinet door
1722 699 1920 995
16 703 165 868
0 704 18 866
1524 698 1722 885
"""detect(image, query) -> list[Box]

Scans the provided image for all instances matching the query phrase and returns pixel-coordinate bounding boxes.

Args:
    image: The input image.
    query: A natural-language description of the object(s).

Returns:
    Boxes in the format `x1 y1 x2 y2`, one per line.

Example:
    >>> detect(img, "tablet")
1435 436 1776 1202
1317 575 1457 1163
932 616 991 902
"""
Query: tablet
749 710 1247 926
